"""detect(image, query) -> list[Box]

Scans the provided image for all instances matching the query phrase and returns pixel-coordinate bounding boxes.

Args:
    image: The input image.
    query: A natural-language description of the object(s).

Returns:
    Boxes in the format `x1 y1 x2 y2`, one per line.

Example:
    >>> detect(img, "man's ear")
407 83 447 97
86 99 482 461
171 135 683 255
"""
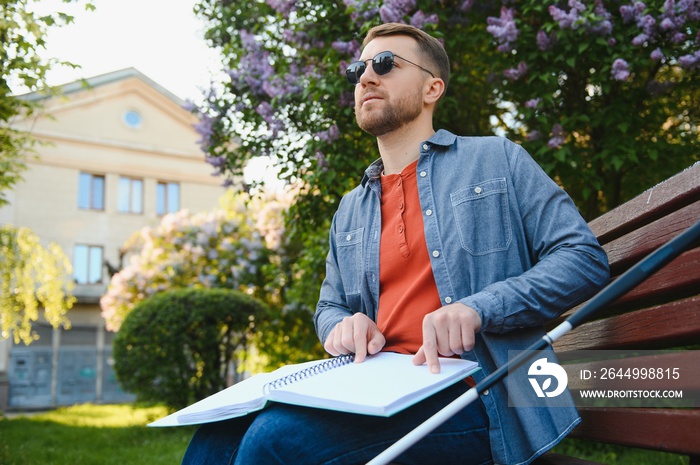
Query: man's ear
424 78 446 105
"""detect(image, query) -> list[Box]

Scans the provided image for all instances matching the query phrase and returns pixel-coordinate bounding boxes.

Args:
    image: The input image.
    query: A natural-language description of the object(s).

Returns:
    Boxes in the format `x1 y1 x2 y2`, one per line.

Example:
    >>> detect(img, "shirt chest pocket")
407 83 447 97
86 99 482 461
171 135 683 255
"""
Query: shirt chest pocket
335 227 363 295
450 178 512 255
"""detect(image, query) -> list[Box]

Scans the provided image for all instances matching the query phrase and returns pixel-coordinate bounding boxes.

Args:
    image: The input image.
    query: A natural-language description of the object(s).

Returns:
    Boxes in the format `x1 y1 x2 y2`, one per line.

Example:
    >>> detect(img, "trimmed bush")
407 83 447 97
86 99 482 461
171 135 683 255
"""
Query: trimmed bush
113 288 268 410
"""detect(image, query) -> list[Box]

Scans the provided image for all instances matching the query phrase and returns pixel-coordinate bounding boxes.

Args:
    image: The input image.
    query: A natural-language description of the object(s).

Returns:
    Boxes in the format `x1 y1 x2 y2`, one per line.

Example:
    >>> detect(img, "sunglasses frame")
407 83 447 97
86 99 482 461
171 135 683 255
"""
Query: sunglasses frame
345 51 436 85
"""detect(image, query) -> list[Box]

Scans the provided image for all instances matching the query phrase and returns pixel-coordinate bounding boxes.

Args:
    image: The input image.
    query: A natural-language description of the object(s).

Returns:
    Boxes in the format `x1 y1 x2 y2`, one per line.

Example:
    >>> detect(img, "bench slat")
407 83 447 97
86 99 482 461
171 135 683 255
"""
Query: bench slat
605 248 700 309
563 350 700 391
553 295 700 351
571 408 700 455
603 200 700 274
589 163 700 244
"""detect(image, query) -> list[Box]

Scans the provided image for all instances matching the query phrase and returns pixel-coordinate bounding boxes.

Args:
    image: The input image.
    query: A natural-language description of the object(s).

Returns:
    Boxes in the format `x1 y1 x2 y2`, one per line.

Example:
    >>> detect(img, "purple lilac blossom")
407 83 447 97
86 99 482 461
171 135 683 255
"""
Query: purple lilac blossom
410 10 439 29
670 32 686 43
379 5 402 23
338 90 355 107
525 98 541 109
378 0 416 23
650 48 664 60
487 7 519 52
620 2 647 24
316 125 340 143
282 29 309 48
536 30 553 51
590 1 613 35
611 58 631 81
678 50 700 68
315 151 329 172
503 61 528 81
547 124 566 148
549 0 586 29
206 155 227 169
660 17 676 30
332 40 361 58
266 0 296 17
632 33 649 45
460 0 473 11
194 114 215 151
637 14 656 36
345 0 381 26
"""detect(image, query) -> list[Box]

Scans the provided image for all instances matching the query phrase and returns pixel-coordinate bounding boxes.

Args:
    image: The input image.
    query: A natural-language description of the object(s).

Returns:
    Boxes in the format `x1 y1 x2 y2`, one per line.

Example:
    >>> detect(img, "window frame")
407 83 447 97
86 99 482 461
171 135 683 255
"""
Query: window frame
78 172 105 211
117 176 144 214
73 244 104 285
156 181 180 216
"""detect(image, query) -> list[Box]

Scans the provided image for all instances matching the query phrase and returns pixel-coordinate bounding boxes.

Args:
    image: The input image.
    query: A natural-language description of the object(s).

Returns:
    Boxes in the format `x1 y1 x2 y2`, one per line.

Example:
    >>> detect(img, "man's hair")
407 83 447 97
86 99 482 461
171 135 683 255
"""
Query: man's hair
363 23 450 92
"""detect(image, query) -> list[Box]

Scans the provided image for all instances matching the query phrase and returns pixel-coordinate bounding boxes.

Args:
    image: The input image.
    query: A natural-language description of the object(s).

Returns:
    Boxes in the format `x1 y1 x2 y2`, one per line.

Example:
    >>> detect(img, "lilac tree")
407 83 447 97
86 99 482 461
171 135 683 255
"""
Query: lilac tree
100 192 271 332
192 0 699 315
486 0 700 215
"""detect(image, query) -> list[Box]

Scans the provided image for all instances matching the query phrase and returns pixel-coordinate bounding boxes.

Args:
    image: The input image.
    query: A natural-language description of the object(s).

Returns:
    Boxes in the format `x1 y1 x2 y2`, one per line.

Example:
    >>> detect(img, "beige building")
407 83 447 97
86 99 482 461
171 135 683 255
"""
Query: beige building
0 68 226 410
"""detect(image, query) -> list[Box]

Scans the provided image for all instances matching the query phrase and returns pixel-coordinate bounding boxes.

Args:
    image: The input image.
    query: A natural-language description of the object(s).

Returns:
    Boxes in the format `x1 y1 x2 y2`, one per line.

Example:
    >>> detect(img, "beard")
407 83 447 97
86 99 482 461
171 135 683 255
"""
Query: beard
355 88 423 137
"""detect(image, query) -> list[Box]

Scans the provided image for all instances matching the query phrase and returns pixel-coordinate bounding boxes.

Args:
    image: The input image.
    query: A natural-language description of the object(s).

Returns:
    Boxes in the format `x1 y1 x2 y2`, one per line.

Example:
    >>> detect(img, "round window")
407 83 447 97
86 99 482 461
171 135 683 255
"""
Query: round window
123 110 142 128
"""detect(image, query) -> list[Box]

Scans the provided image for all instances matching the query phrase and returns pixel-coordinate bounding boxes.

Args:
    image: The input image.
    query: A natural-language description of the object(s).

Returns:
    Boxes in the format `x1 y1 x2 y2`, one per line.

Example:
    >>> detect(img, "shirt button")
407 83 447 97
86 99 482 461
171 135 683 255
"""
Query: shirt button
444 296 452 304
346 235 352 241
432 250 440 257
420 171 427 178
474 186 482 194
483 389 489 395
425 209 432 216
422 143 429 150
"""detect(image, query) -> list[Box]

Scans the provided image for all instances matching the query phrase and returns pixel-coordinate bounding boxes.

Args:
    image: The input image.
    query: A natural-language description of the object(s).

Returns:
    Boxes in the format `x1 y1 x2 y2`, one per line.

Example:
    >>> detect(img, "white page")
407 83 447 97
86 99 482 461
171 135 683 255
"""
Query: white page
267 352 478 416
149 359 325 427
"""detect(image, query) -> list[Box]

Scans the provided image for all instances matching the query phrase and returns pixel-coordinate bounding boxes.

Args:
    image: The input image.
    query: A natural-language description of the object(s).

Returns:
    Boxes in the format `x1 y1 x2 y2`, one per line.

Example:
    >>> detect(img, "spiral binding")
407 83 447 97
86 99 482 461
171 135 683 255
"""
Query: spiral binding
263 353 355 394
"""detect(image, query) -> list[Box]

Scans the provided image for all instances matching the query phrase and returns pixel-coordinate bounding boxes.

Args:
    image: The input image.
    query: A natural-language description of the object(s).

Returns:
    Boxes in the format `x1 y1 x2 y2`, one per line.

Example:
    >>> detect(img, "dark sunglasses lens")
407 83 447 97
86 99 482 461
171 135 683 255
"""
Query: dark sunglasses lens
346 61 366 84
373 52 395 75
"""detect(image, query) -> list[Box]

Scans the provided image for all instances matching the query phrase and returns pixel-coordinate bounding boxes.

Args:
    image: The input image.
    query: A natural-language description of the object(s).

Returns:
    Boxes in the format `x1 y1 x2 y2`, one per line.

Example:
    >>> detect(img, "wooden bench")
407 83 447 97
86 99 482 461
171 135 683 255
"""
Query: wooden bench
537 162 700 465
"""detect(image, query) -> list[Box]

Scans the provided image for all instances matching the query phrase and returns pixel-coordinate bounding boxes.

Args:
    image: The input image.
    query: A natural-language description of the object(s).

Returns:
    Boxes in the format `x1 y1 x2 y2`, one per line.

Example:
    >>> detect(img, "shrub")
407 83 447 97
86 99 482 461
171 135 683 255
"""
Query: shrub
113 288 268 410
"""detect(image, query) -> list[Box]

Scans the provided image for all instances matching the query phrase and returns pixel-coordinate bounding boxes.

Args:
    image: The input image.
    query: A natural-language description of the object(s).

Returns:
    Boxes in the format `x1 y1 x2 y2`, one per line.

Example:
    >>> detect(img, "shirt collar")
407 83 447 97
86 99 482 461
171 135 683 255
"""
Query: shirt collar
360 129 457 187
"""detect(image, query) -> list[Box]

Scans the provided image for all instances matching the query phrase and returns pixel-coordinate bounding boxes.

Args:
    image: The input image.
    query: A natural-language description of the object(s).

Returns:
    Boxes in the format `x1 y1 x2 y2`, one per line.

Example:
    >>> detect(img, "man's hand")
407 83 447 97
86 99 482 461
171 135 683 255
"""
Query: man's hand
324 313 386 363
413 303 482 373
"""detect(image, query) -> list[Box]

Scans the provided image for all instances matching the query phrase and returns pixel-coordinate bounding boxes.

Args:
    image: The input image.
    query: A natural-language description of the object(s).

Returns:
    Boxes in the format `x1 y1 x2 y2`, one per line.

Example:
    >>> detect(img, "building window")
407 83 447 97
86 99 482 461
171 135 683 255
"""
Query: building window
78 173 105 210
73 244 103 284
156 181 180 215
118 176 143 214
123 110 142 129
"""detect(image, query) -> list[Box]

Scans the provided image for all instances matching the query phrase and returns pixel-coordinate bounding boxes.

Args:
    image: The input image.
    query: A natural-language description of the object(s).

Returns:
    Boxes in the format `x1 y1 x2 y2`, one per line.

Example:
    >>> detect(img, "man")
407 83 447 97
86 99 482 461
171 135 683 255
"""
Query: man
182 23 609 465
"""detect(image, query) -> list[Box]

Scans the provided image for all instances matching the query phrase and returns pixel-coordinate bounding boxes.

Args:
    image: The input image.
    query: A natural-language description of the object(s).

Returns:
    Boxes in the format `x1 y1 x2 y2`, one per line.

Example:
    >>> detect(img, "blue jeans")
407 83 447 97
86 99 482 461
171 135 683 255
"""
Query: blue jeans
181 381 492 465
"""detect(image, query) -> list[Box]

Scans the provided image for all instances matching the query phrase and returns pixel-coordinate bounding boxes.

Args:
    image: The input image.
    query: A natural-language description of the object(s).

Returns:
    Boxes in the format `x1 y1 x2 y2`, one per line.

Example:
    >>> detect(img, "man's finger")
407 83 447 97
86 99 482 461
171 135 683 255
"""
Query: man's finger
367 330 386 356
420 324 441 374
353 322 368 363
412 346 426 366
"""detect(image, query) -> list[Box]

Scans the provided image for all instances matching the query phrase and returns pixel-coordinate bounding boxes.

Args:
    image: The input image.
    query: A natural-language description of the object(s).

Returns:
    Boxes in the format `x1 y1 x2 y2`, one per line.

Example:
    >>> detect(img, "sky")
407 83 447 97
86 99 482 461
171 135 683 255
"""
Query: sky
21 0 223 103
20 0 283 186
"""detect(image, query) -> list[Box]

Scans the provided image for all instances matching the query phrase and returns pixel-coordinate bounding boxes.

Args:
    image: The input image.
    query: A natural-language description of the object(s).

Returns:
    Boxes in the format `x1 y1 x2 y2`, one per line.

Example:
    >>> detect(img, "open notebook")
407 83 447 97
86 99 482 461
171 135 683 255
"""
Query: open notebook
149 352 480 427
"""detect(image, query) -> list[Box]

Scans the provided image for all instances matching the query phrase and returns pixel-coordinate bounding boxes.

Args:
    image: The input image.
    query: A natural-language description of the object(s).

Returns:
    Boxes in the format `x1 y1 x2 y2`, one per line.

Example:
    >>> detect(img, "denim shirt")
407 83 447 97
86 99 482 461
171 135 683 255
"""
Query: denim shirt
314 130 610 465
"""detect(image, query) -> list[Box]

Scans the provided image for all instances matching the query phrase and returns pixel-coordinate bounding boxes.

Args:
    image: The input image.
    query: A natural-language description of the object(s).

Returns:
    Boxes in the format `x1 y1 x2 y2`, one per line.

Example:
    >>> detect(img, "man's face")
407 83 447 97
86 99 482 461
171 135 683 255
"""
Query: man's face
353 36 429 137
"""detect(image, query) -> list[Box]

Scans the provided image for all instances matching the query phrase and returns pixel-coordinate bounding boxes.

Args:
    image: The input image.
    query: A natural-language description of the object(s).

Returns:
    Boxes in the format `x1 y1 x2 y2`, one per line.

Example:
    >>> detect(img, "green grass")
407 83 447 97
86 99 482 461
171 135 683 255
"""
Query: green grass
551 437 690 465
0 404 195 465
0 404 691 465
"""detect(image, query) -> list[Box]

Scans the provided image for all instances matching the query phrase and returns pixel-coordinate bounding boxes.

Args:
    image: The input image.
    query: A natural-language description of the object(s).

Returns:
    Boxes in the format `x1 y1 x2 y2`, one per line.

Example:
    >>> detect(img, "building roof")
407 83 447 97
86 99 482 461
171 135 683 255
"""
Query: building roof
19 67 187 107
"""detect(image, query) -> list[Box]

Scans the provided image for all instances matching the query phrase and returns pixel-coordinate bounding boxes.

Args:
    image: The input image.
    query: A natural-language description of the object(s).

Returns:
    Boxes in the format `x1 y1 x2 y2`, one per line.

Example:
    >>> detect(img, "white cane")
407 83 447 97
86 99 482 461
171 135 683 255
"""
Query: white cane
367 220 700 465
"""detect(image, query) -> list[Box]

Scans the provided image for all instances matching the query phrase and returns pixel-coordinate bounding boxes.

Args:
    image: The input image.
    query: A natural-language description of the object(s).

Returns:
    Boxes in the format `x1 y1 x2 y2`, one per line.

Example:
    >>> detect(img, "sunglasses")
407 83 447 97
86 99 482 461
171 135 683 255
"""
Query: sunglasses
345 51 435 85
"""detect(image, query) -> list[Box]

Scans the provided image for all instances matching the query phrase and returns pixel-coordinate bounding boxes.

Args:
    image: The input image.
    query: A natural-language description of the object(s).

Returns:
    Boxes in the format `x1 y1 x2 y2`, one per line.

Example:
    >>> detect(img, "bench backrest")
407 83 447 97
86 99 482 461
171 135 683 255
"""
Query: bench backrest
551 162 700 458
